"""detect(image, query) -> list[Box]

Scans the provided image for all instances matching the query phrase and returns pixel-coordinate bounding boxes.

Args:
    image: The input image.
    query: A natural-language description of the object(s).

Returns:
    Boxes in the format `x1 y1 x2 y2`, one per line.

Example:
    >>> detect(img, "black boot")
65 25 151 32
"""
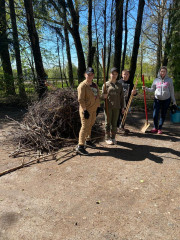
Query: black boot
76 145 89 156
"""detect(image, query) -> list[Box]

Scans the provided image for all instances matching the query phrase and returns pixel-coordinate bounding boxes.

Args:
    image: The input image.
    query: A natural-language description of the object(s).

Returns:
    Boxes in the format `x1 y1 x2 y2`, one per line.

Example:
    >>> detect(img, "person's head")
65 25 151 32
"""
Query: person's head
122 70 130 81
110 67 118 82
85 67 94 82
159 66 167 79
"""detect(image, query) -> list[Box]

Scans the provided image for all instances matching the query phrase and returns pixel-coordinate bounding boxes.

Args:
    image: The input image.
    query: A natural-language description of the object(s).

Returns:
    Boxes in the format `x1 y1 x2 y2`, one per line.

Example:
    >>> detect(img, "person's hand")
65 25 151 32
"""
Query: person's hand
103 93 108 99
170 104 177 114
142 86 146 91
132 89 137 95
96 107 101 117
83 110 90 119
121 108 125 114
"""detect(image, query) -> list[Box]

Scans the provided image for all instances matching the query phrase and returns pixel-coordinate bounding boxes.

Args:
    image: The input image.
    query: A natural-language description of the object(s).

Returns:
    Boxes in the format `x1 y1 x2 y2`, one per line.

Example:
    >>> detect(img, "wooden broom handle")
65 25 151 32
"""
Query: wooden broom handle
142 74 148 121
121 75 139 127
101 49 109 123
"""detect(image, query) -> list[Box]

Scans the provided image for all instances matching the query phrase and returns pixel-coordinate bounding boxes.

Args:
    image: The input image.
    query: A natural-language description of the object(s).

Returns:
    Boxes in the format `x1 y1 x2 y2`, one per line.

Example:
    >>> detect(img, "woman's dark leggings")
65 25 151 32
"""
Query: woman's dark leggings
153 98 171 130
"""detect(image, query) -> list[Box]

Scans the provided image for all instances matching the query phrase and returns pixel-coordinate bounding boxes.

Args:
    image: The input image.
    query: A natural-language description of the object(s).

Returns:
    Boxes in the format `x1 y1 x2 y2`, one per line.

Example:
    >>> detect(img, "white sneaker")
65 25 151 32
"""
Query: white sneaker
112 139 117 145
106 139 113 145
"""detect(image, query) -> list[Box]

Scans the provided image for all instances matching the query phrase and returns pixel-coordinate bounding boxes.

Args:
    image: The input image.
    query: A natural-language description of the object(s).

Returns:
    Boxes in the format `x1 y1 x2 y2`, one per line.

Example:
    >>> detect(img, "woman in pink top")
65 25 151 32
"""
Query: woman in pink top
143 66 177 134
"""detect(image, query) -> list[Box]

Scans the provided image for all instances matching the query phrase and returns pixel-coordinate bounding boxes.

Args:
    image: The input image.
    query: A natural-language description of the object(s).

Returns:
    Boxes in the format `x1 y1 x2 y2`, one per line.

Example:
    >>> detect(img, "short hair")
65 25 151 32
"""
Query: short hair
122 69 130 74
160 66 167 71
110 67 118 73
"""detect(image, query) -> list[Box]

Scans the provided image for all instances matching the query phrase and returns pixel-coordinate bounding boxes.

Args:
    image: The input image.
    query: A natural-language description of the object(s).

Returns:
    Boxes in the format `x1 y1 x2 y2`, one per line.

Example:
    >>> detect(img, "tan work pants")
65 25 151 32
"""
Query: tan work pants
79 110 96 145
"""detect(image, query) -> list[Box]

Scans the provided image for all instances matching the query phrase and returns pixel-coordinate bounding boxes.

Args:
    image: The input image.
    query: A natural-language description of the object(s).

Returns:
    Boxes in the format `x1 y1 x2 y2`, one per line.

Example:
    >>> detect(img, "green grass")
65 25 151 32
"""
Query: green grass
0 76 179 107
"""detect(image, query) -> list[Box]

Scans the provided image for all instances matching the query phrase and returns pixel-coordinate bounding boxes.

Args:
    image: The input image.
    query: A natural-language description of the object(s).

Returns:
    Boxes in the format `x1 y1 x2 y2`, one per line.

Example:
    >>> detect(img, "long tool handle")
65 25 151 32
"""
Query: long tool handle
121 75 139 127
121 90 134 127
142 75 148 122
101 49 109 123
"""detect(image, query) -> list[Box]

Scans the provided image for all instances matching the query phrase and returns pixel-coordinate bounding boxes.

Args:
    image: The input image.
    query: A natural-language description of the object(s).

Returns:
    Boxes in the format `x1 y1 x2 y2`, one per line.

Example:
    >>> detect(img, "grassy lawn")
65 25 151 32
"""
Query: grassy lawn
0 77 179 107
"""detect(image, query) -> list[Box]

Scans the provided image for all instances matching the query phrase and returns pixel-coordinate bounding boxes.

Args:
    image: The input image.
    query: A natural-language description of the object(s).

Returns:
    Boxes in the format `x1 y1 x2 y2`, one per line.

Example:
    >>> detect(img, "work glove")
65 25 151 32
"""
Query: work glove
96 107 101 116
83 110 90 119
170 104 178 114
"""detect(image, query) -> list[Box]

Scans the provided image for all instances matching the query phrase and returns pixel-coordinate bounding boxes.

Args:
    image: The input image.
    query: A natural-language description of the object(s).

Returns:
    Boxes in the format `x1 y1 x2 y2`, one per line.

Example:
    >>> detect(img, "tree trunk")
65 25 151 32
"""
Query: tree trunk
156 13 163 74
66 0 86 82
96 40 100 85
63 9 73 87
48 0 86 83
56 35 63 82
103 0 107 78
162 5 171 66
140 36 143 81
129 0 145 84
0 0 16 95
9 0 26 98
114 0 124 74
87 0 93 67
62 41 66 88
121 0 129 72
156 0 165 74
27 50 36 86
24 0 47 98
106 0 114 80
94 2 99 84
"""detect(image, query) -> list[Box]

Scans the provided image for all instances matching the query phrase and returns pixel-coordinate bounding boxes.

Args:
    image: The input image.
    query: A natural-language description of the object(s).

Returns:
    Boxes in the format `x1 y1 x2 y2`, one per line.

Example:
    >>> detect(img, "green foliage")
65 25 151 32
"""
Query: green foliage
65 64 78 79
46 63 78 80
168 0 180 90
0 0 179 100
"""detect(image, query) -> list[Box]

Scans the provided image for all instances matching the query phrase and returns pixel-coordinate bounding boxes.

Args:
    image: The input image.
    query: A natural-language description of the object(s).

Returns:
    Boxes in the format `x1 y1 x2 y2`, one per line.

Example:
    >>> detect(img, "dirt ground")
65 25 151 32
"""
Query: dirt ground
0 106 180 240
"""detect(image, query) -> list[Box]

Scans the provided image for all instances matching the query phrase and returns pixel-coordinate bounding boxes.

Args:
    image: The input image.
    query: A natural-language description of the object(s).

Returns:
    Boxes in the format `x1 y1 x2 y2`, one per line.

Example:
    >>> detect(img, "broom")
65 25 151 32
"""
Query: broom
120 75 139 128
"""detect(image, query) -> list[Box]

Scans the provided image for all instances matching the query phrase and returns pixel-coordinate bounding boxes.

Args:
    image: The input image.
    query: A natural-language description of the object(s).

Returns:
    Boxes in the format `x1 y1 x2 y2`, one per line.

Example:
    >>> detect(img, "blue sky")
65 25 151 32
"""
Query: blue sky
38 0 138 69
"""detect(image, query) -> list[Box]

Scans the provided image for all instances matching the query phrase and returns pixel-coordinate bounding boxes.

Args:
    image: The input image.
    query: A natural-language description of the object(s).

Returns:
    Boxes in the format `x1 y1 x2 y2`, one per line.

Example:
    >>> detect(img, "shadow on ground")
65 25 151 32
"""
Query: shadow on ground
90 141 180 164
119 130 180 143
0 105 27 129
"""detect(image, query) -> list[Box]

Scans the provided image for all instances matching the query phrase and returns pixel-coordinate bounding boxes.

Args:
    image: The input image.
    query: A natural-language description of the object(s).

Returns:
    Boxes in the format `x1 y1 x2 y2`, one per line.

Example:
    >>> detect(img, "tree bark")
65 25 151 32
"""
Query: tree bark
156 14 163 74
114 0 124 74
62 6 73 87
87 0 93 67
103 0 107 77
121 0 129 72
129 0 145 84
94 2 99 84
56 35 63 81
61 40 66 88
140 36 143 81
106 0 114 80
162 4 171 66
48 0 86 83
66 0 86 82
156 0 165 74
0 0 16 95
9 0 26 98
64 25 73 87
24 0 47 98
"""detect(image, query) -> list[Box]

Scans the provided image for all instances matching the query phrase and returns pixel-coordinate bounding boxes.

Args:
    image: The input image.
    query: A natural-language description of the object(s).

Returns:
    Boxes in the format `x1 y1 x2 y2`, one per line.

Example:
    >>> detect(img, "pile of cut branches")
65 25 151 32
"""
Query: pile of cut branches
9 88 104 155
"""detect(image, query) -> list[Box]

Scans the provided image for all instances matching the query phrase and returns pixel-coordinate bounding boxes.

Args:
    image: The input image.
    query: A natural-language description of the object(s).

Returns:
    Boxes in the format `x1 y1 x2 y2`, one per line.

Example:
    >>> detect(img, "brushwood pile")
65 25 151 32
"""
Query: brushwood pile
11 88 103 153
